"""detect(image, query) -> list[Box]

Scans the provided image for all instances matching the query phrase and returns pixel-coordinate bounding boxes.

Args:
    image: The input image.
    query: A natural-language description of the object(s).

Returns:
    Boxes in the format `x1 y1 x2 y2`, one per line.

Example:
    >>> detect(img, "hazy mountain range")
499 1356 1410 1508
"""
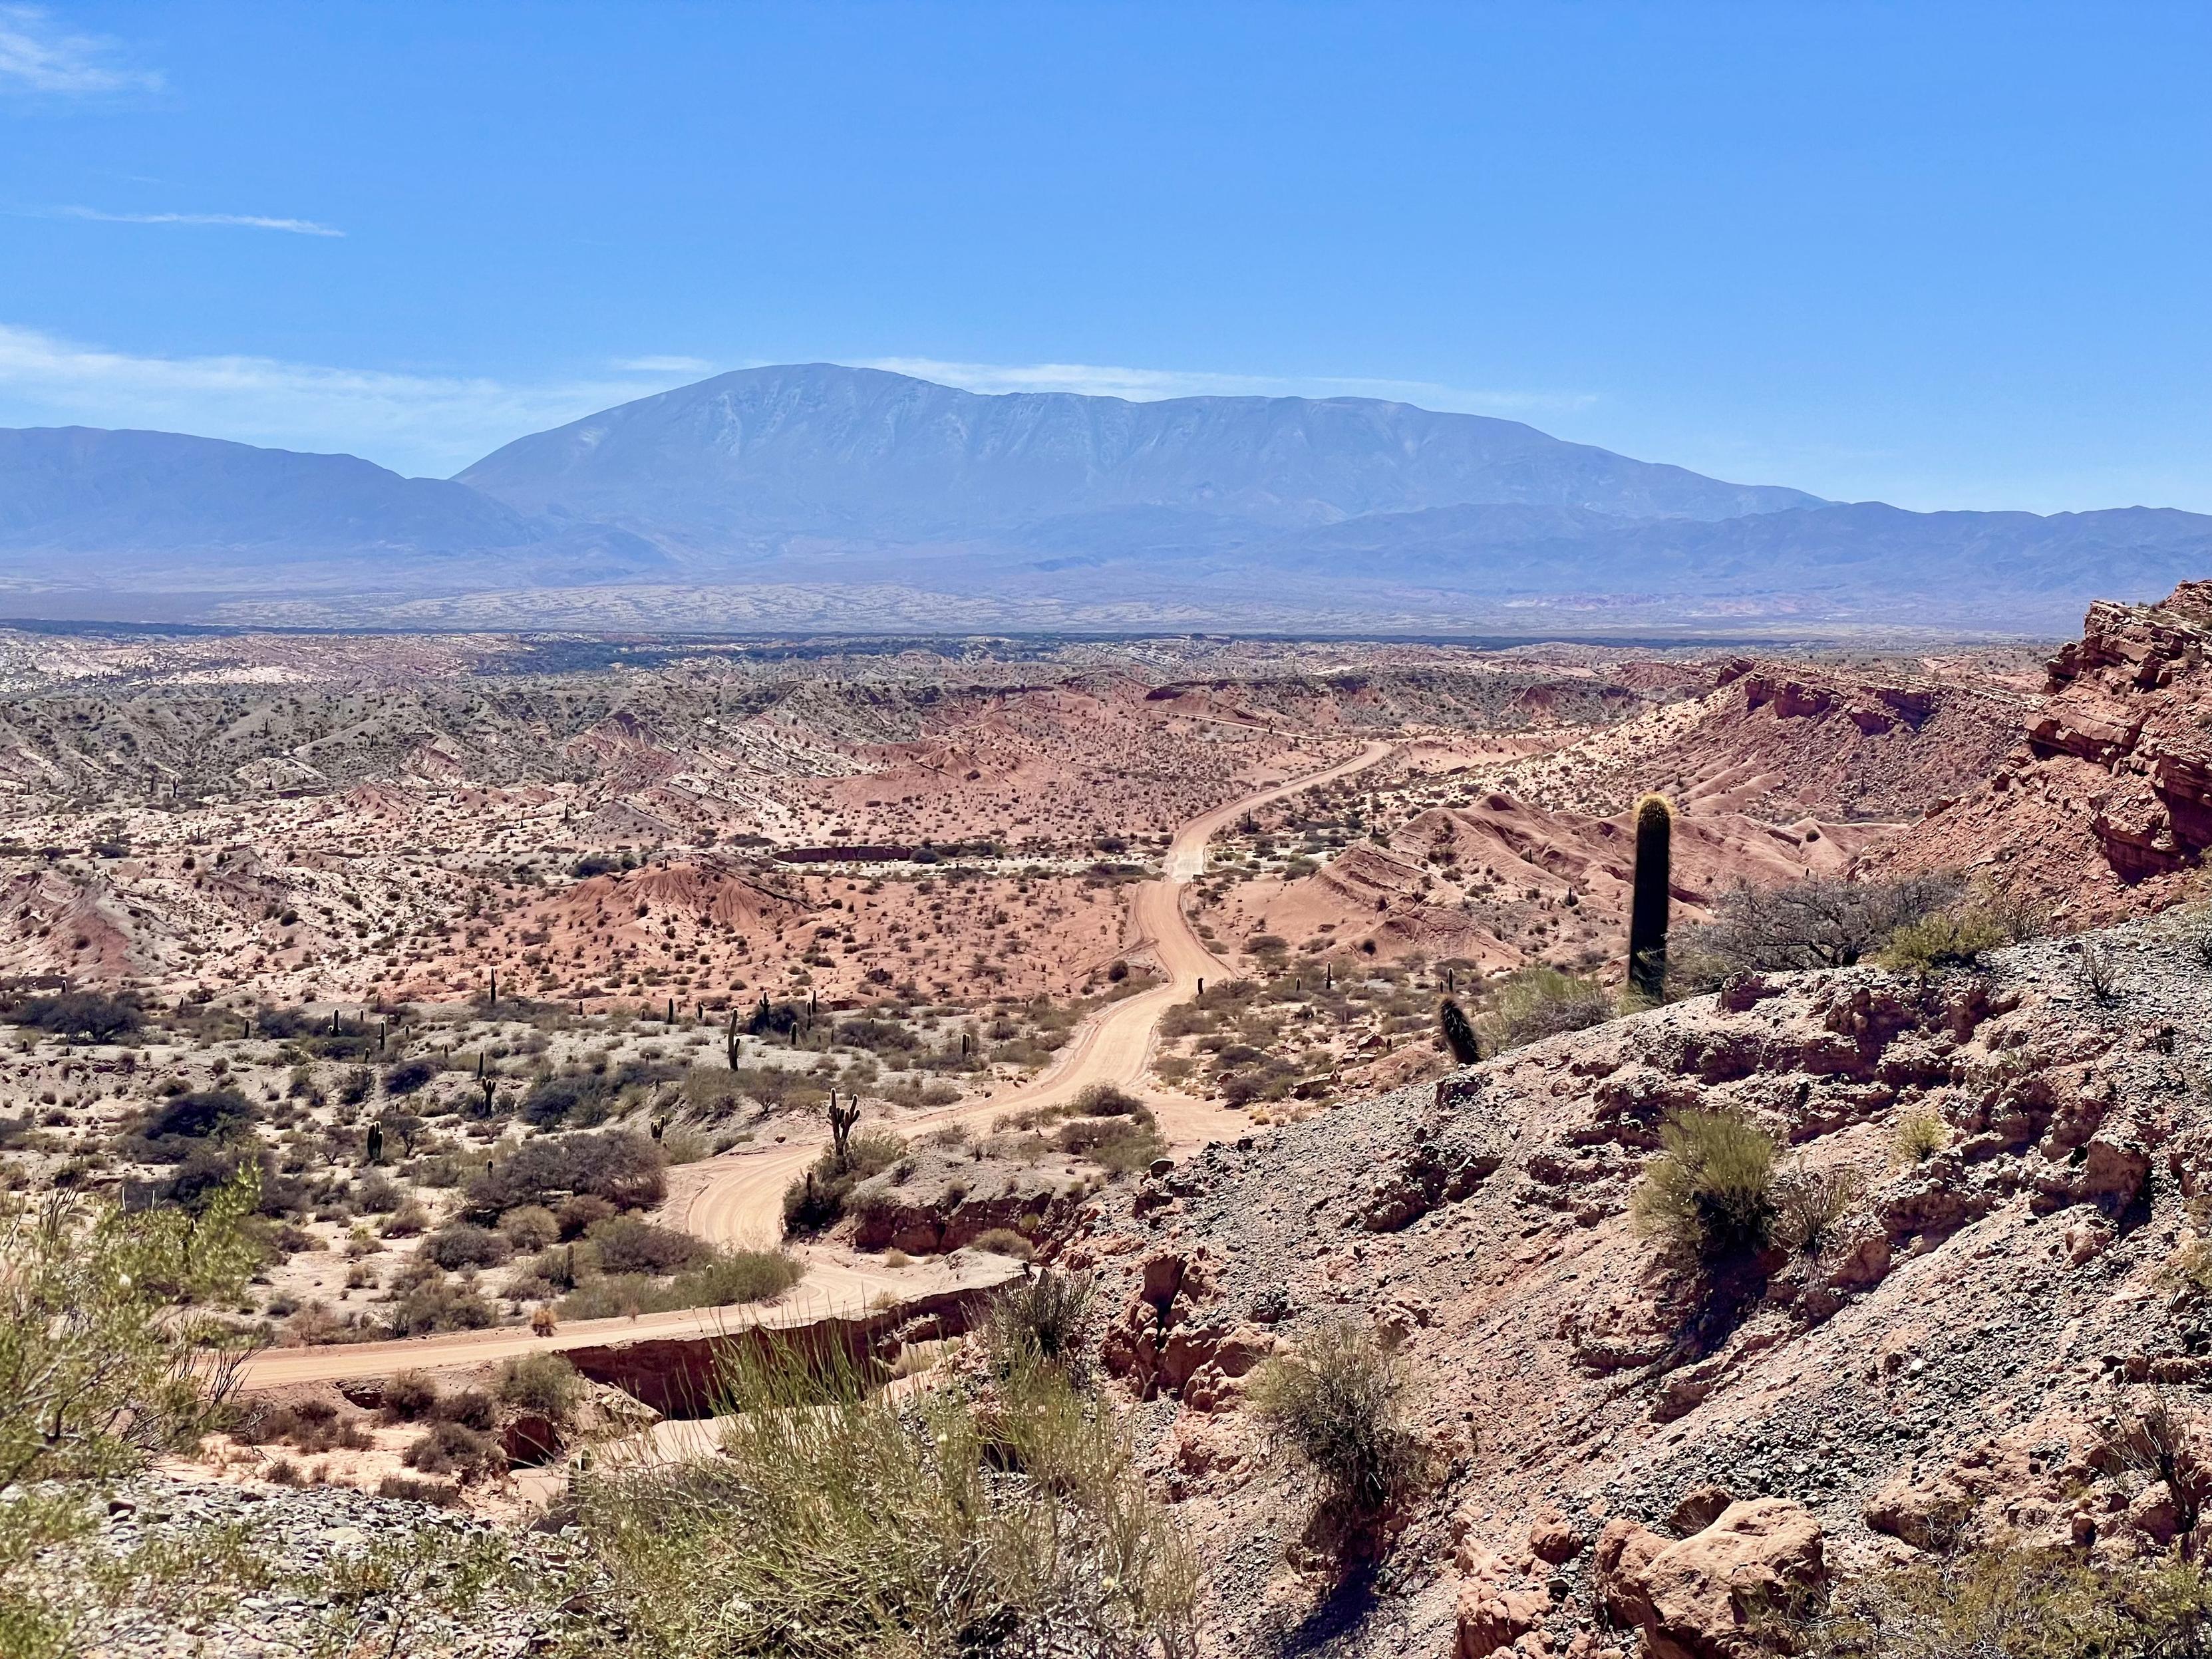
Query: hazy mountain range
1 363 2205 634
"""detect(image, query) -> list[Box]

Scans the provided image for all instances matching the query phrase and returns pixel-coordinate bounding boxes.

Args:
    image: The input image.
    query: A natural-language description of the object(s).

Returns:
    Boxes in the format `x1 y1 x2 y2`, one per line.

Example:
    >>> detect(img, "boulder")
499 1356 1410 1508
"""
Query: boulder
1456 1583 1549 1657
1667 1485 1737 1537
1596 1499 1825 1659
1529 1503 1583 1564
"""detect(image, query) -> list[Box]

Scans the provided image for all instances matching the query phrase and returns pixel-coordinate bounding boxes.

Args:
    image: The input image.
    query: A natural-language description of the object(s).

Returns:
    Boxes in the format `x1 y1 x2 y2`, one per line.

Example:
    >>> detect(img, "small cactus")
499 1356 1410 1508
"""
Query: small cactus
1438 998 1481 1066
1627 792 1674 1003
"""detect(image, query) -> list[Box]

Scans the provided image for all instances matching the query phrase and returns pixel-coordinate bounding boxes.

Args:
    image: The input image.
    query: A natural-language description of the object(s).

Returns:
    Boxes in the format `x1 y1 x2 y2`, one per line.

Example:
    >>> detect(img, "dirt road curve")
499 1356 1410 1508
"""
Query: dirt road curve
670 737 1396 1245
240 739 1394 1389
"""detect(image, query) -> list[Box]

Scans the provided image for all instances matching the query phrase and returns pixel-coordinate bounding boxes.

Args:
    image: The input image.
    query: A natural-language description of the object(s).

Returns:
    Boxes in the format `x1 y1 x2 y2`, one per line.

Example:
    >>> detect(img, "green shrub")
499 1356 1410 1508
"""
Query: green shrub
1808 1545 2212 1659
969 1227 1034 1260
11 991 142 1044
422 1223 512 1271
403 1421 505 1485
1477 966 1614 1054
380 1371 440 1421
497 1204 561 1253
985 1270 1094 1382
1072 1081 1145 1116
1251 1320 1430 1527
557 1248 803 1320
1631 1107 1780 1262
1879 907 2014 973
586 1215 707 1275
576 1343 1195 1657
383 1271 497 1337
1891 1107 1949 1165
1054 1108 1166 1173
497 1353 582 1423
842 1128 907 1179
0 1171 259 1658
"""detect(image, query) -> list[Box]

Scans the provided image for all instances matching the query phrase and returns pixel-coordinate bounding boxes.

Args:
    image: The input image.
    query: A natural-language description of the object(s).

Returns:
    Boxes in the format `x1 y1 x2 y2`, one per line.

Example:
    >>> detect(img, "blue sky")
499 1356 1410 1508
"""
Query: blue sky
1 1 2206 511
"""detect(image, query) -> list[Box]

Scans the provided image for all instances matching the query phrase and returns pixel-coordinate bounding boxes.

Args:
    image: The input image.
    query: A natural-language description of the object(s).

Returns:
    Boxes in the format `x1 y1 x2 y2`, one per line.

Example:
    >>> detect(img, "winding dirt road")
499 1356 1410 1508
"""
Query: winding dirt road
241 738 1394 1388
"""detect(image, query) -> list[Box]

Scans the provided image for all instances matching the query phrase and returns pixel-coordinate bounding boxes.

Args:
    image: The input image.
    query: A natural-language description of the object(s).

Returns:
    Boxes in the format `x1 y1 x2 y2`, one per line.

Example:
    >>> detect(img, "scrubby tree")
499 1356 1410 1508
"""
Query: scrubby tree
1676 872 1965 984
1 1170 260 1654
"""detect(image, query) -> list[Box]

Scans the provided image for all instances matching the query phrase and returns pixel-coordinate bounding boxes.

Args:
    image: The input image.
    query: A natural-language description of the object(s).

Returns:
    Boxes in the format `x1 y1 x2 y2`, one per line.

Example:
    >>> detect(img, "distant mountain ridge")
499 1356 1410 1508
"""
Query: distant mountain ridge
456 363 1821 543
0 363 2207 631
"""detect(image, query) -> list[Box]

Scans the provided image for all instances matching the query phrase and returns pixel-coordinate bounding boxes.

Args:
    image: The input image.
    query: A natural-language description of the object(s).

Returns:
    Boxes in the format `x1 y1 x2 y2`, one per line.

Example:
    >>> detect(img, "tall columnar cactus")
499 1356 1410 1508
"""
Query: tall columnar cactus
1438 998 1480 1066
1627 792 1674 1003
828 1092 860 1171
725 1008 741 1070
365 1122 385 1165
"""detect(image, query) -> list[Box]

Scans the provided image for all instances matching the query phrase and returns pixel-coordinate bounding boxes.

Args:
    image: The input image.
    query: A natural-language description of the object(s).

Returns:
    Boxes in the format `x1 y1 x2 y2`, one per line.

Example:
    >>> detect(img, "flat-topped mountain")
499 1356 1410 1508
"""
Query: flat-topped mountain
455 362 1821 543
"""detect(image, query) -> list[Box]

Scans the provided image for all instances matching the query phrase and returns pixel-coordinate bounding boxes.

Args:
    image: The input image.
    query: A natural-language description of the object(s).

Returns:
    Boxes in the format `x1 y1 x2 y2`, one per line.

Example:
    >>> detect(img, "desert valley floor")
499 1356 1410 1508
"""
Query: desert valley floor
17 601 2212 1656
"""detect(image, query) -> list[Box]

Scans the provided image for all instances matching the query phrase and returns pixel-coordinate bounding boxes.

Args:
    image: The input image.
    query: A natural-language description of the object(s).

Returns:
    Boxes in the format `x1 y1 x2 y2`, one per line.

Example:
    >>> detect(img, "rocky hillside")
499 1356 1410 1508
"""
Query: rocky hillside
1061 917 2209 1656
1871 580 2212 926
1490 657 2026 825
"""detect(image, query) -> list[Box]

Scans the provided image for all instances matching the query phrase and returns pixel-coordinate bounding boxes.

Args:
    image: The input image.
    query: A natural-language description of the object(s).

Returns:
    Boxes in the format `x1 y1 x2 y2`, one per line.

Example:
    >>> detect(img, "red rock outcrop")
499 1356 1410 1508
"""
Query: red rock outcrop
1593 1499 1826 1659
1871 581 2212 921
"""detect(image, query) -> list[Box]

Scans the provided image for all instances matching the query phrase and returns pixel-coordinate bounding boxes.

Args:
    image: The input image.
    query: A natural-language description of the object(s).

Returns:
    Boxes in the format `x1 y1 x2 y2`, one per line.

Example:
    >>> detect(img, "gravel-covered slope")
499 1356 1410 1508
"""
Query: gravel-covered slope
1066 918 2212 1656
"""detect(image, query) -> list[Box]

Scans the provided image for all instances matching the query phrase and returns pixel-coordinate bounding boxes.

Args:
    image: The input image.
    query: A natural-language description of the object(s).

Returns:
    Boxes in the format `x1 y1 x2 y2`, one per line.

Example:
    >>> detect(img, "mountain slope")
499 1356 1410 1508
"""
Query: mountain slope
1250 499 2212 612
456 363 1823 543
0 427 669 588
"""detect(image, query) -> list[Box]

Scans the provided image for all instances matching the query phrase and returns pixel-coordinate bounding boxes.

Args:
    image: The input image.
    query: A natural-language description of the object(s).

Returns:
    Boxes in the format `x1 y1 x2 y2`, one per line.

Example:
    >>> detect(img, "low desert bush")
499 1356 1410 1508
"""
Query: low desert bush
232 1398 373 1454
496 1352 582 1423
841 1128 908 1179
1631 1107 1780 1262
1071 1081 1145 1116
969 1227 1034 1260
1773 1164 1867 1261
381 1057 440 1097
1054 1110 1166 1173
1891 1106 1950 1165
556 1248 803 1320
403 1421 505 1484
585 1214 707 1275
11 990 142 1044
422 1222 512 1272
465 1130 666 1221
380 1371 440 1421
1250 1320 1431 1527
1808 1543 2212 1659
575 1343 1195 1657
1476 966 1614 1053
496 1204 560 1253
985 1269 1095 1382
383 1271 498 1338
1879 907 2017 974
431 1388 497 1432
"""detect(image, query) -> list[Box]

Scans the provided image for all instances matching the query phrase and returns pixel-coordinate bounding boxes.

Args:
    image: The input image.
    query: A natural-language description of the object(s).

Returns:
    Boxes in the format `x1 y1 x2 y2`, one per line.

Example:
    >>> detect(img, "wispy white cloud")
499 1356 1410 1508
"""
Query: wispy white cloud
0 324 686 476
49 205 344 237
860 356 1596 416
612 355 715 375
0 5 160 94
